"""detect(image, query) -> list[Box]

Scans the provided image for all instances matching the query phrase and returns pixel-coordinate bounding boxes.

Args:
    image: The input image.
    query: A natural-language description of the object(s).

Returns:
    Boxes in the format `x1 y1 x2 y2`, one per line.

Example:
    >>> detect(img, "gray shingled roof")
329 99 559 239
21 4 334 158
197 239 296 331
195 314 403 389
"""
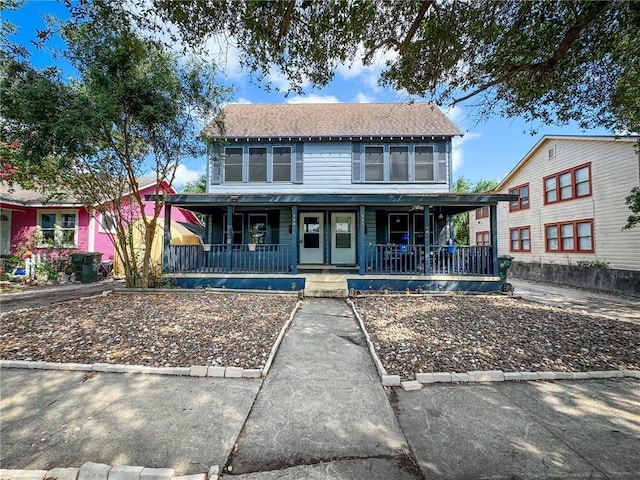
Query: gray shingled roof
0 177 159 206
204 102 463 139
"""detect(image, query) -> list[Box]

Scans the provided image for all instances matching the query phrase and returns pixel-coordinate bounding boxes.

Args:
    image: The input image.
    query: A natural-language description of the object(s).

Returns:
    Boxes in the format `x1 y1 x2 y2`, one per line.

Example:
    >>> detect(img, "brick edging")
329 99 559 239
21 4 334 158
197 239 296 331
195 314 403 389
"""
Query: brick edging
0 462 220 480
345 299 640 391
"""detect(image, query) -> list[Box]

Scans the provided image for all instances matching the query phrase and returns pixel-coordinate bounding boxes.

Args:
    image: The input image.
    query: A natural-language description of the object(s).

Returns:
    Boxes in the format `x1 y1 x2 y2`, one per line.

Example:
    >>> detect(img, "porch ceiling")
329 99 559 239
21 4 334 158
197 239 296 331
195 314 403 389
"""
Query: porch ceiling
165 192 516 214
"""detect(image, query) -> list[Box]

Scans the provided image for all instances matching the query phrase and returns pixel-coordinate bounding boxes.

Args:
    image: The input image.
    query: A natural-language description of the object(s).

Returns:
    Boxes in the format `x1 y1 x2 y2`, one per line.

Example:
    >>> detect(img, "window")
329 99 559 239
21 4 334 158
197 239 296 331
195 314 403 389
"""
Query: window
510 227 531 252
509 183 529 211
475 206 490 219
364 146 384 181
389 146 409 181
224 147 243 182
545 219 593 253
475 231 490 246
248 147 267 182
389 213 409 244
98 212 117 234
37 210 77 247
248 214 267 244
223 213 244 244
414 145 434 181
544 164 591 204
357 144 445 183
272 146 292 182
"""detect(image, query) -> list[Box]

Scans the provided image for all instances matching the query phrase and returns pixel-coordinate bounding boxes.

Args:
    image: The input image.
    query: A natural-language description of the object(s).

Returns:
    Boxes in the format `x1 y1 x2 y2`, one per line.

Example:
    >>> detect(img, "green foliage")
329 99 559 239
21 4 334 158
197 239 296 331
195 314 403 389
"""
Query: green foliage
623 186 640 230
182 174 207 194
452 176 499 245
1 11 231 288
143 0 640 133
575 260 610 269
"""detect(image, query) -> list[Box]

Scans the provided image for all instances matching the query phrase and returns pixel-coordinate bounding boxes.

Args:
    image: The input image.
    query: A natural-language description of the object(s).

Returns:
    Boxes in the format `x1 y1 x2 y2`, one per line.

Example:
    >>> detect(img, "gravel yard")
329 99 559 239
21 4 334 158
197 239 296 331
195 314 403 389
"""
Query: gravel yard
0 292 298 369
352 295 640 380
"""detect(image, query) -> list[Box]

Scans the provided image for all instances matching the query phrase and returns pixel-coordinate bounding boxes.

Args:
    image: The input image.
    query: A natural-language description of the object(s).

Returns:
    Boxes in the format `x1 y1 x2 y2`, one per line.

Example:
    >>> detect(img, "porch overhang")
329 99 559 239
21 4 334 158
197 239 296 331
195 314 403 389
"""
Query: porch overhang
164 192 517 215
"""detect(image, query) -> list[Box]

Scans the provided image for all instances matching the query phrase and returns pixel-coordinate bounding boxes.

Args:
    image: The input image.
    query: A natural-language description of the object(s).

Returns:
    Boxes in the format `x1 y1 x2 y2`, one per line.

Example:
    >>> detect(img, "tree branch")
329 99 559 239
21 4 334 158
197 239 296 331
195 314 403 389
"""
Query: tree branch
277 0 296 43
452 1 610 106
399 0 434 55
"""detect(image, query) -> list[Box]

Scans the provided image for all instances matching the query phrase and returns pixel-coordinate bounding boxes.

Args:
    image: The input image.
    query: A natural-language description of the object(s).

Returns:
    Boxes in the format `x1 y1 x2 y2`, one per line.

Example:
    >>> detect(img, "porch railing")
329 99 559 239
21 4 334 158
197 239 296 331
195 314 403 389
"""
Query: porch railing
364 244 494 275
167 244 292 274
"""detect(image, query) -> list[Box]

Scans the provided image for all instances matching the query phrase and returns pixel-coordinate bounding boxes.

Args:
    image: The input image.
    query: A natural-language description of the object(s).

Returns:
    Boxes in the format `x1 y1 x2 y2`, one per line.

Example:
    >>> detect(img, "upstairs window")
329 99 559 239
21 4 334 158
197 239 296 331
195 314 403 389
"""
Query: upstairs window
414 145 434 181
248 147 267 182
364 146 384 181
224 147 243 182
475 206 489 219
544 164 591 204
509 183 529 211
356 144 446 183
272 146 292 182
389 146 409 182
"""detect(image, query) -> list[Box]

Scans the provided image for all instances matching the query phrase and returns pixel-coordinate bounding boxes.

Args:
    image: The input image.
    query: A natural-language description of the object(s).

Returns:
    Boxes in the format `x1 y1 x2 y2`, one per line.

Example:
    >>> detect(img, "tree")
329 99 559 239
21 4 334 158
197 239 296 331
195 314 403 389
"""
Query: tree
143 0 640 133
452 176 499 245
623 187 640 230
1 14 230 287
182 174 207 194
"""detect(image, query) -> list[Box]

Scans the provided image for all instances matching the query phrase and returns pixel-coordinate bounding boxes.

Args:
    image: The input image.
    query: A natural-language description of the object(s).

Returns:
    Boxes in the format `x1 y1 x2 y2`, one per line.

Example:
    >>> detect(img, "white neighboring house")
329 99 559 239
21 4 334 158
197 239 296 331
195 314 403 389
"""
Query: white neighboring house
469 135 640 272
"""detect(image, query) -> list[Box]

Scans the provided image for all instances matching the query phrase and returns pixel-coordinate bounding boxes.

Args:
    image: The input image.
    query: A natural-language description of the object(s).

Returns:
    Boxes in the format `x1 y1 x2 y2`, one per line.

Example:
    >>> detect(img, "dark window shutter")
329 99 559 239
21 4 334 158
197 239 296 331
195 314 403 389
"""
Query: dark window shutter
293 144 303 183
352 143 361 183
268 210 280 244
376 210 387 244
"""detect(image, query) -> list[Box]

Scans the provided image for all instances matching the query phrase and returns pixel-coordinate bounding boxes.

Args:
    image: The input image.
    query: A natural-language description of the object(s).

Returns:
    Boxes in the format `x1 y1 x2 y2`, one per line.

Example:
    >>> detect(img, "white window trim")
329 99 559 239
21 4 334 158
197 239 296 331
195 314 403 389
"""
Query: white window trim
98 211 118 234
36 209 79 248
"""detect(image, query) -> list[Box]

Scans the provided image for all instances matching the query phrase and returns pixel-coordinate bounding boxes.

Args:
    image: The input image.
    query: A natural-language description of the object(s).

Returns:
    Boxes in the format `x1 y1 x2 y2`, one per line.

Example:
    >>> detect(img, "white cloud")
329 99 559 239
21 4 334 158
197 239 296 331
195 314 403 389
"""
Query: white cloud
173 163 205 190
286 94 340 104
235 97 253 104
336 44 397 92
445 105 465 124
352 92 373 103
451 132 481 173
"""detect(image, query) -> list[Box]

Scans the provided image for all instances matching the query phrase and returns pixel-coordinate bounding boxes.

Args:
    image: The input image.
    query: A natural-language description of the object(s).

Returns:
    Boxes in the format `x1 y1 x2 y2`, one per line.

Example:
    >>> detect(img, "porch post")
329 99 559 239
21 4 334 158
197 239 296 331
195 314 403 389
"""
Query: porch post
490 204 498 275
291 205 298 274
225 205 233 273
358 205 366 275
162 204 172 273
424 206 430 274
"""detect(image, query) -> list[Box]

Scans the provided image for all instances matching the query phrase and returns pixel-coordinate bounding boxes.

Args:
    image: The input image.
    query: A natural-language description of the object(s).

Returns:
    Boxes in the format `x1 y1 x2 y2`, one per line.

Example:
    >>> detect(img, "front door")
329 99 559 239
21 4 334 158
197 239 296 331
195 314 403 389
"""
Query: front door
331 212 356 265
0 211 11 255
299 212 324 264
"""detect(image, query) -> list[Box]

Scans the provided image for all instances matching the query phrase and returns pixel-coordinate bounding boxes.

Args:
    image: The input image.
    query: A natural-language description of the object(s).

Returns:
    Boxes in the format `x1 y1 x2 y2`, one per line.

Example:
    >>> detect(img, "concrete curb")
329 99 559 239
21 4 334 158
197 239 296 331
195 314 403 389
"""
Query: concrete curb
0 463 219 480
0 360 266 379
113 288 299 296
346 299 640 391
262 300 303 377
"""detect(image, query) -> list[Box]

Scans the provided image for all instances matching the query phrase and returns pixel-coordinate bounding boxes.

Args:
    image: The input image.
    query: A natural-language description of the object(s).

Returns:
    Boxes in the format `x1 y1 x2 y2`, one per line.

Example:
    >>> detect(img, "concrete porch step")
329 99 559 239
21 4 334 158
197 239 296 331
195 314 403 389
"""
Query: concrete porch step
304 277 349 298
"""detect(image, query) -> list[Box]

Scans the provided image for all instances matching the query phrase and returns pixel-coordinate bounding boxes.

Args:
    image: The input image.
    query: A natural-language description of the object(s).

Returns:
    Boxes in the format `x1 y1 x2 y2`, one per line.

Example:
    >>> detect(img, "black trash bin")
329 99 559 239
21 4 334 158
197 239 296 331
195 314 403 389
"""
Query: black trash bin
71 252 103 283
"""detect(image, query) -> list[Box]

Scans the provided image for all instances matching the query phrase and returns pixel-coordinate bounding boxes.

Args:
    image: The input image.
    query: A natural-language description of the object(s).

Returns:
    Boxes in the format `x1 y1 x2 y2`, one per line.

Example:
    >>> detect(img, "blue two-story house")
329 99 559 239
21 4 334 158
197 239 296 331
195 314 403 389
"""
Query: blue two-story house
162 103 515 295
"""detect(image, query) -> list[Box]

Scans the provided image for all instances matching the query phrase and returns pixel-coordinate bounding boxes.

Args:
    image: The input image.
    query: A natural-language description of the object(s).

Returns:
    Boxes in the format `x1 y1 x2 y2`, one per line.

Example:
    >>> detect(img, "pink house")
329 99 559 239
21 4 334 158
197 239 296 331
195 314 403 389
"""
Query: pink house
0 178 201 262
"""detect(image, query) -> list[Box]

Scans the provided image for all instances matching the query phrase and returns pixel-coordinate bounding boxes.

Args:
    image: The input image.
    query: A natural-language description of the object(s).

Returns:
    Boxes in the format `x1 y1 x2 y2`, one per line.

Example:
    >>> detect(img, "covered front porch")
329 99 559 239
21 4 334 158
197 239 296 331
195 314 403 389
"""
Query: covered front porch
161 193 515 292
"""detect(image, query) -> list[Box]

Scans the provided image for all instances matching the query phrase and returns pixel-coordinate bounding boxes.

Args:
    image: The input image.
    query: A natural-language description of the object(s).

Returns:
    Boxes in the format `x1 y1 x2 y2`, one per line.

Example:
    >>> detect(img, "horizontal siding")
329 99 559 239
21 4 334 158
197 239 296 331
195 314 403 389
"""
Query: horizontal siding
211 141 451 195
494 138 640 271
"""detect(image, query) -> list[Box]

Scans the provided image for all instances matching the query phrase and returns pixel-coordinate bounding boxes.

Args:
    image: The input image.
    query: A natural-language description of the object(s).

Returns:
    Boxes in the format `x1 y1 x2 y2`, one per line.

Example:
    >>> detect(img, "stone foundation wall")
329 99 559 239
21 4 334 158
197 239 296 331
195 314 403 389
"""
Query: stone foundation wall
509 262 640 298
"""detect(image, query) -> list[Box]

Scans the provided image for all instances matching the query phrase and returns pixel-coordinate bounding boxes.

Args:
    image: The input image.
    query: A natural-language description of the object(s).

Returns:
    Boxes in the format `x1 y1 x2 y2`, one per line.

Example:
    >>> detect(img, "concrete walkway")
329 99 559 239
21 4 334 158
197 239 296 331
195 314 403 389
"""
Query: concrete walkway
511 278 640 324
225 298 419 479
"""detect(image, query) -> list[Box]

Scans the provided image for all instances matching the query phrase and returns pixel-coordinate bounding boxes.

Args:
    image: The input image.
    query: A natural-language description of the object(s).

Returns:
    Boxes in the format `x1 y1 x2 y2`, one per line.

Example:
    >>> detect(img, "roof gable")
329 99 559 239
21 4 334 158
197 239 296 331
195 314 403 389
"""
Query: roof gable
204 102 463 140
495 134 640 191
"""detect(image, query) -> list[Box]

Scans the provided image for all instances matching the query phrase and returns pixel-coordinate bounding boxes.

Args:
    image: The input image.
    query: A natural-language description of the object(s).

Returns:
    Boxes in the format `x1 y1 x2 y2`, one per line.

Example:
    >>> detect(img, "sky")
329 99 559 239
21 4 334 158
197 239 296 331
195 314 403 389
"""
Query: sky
5 1 612 189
